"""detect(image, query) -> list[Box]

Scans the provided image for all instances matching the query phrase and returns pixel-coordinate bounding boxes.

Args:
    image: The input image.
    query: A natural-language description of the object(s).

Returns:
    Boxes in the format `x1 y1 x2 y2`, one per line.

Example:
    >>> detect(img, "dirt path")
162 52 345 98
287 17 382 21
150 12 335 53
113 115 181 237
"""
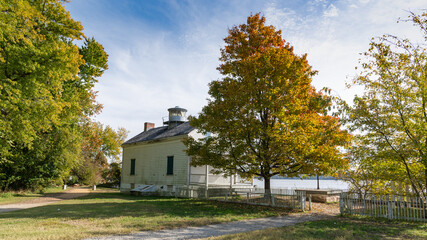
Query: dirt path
88 203 340 240
307 202 340 216
0 187 90 213
88 213 335 240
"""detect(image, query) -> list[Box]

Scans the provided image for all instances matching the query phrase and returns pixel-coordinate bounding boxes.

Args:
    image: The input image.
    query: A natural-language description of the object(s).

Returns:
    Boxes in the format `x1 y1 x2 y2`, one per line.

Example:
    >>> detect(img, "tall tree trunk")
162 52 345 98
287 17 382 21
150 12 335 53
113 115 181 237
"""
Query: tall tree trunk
264 176 271 198
401 158 421 198
317 175 320 189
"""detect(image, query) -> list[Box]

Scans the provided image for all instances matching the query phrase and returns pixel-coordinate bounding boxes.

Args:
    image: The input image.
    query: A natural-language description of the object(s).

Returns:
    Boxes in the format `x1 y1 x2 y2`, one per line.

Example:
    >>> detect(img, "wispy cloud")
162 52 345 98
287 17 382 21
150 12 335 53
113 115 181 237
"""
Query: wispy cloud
65 0 427 138
324 4 339 17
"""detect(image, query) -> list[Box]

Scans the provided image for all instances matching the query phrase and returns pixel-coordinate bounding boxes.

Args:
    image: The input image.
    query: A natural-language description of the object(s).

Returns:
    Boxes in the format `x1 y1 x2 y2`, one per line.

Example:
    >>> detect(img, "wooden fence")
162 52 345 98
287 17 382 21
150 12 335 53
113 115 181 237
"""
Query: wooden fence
340 192 427 222
175 186 307 211
214 190 306 211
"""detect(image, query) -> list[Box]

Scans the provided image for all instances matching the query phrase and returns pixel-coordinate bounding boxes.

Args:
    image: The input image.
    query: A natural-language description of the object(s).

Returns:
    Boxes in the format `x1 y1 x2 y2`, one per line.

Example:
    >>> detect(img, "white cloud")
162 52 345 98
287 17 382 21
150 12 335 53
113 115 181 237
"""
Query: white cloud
65 0 427 139
264 3 298 30
323 4 339 17
261 0 426 104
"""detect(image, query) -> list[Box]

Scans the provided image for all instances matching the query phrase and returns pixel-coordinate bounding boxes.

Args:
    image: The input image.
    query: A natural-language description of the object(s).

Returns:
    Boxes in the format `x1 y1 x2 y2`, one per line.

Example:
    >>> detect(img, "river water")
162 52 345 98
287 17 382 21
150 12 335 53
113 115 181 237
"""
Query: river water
252 178 349 190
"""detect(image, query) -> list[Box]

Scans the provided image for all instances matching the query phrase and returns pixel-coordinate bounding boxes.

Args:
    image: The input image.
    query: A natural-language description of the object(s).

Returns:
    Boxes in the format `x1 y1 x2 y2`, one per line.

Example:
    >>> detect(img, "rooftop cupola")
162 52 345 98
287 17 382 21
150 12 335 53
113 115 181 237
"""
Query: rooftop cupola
163 106 187 128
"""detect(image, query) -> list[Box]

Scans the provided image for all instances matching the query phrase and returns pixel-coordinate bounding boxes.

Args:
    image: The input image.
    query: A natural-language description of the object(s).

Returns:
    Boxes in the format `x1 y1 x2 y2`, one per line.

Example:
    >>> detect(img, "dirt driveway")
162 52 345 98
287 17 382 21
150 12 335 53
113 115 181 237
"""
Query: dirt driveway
88 202 340 240
0 187 90 213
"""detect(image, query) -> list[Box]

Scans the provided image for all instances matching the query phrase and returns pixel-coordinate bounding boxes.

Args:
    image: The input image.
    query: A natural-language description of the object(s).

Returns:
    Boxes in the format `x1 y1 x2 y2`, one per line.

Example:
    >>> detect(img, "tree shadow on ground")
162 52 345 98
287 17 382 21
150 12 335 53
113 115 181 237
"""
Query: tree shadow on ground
0 192 288 220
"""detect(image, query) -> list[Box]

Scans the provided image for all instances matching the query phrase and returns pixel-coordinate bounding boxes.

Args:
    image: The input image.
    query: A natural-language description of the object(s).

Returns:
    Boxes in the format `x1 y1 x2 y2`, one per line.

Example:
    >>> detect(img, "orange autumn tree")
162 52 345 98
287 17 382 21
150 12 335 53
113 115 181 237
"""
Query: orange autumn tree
184 13 350 196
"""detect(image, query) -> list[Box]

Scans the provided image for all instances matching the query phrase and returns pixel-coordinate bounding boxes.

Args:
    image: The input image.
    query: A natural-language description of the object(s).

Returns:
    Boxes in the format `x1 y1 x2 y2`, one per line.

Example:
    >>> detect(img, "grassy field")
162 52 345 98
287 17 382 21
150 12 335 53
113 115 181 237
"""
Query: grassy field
3 189 426 240
210 216 427 240
0 186 65 205
0 190 290 240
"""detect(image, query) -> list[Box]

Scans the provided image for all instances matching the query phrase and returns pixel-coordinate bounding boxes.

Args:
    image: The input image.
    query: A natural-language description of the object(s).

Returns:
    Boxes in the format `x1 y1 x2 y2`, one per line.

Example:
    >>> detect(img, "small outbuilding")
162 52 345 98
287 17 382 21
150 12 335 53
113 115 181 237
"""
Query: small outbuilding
120 106 250 195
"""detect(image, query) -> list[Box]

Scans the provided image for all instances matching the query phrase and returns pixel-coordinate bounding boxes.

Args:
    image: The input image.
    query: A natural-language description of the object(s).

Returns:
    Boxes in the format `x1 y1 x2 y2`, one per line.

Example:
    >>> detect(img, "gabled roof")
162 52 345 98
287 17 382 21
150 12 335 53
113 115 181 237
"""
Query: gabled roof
122 122 194 145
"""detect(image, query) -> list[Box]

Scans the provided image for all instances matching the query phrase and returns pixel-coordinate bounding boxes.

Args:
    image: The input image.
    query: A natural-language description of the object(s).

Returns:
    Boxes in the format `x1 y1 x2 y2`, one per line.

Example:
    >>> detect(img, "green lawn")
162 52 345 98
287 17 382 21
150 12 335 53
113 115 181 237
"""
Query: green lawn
210 216 427 240
0 191 290 240
0 186 65 205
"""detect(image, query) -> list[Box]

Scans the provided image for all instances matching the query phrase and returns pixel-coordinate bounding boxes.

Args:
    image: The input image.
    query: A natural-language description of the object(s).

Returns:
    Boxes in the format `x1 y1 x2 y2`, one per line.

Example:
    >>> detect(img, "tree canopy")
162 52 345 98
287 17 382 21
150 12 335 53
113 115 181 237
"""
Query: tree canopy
341 12 427 198
71 121 127 186
184 13 350 194
0 0 123 191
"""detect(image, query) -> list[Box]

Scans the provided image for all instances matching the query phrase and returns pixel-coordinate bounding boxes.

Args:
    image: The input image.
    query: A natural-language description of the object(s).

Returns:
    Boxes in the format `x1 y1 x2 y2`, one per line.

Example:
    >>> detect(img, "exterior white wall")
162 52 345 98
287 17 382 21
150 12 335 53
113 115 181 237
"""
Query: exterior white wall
188 129 205 140
186 130 250 187
121 136 189 192
121 129 251 193
189 166 206 185
189 166 246 187
187 130 233 186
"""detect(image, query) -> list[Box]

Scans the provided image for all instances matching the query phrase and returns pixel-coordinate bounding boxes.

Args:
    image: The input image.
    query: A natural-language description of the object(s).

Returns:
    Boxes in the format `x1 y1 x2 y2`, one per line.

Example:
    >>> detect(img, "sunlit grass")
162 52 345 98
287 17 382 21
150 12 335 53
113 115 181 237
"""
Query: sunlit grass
0 191 290 240
210 216 427 240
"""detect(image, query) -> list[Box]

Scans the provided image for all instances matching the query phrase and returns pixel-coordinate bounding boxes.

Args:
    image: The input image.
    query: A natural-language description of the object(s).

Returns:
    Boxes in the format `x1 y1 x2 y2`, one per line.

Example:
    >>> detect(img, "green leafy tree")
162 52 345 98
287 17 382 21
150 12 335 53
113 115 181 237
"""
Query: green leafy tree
0 0 109 190
102 162 122 186
71 121 127 185
184 14 350 195
340 139 404 197
341 12 427 197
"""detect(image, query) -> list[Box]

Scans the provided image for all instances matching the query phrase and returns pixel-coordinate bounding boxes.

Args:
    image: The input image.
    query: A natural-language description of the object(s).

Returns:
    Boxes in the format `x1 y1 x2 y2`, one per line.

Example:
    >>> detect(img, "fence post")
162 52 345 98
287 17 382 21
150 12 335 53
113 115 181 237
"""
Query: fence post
300 191 305 211
416 197 419 221
309 194 312 211
423 197 426 221
225 192 228 201
271 194 275 206
363 194 366 216
388 197 393 220
392 195 395 220
246 193 249 204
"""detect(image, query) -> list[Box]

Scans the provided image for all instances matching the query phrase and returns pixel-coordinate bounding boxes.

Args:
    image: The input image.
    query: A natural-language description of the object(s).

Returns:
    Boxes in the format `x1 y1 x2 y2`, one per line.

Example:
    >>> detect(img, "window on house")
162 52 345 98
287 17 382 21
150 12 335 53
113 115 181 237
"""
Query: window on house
167 156 174 175
130 159 135 175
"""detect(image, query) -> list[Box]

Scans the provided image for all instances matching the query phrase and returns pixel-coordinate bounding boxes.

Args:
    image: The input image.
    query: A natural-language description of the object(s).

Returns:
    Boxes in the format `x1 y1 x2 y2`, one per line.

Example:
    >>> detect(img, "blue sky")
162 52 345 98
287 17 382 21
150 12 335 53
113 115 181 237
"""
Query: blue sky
65 0 426 139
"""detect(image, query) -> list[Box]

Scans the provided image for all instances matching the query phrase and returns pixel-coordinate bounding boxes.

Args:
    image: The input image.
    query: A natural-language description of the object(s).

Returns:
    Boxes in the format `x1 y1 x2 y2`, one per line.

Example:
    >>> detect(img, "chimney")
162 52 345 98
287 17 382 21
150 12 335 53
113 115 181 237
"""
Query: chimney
144 122 155 132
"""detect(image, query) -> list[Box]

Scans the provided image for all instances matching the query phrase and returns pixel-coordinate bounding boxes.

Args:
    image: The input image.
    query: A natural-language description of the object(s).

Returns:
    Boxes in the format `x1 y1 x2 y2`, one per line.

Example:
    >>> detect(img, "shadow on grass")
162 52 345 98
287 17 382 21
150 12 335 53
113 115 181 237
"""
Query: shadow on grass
0 192 286 220
0 194 39 198
1 187 69 199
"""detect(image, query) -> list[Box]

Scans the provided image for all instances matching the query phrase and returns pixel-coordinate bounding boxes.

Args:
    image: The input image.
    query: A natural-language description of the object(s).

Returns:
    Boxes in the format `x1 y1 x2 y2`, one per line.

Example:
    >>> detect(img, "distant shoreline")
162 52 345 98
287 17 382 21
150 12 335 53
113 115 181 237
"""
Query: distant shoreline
263 176 341 180
253 178 349 190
